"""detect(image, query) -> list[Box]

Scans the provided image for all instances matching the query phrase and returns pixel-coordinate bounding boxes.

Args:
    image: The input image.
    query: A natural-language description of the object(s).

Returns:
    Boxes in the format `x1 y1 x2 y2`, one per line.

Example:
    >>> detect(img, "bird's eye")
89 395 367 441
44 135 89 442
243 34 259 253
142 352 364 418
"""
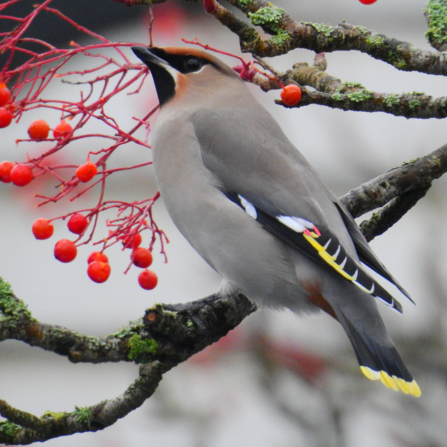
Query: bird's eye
184 58 203 72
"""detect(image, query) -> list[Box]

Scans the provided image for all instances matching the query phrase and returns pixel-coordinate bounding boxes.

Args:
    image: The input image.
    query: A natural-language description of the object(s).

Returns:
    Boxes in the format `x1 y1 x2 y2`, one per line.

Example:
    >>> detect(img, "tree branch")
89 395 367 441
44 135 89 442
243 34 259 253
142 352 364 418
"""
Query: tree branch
0 279 256 444
0 362 165 444
340 143 447 241
219 0 447 75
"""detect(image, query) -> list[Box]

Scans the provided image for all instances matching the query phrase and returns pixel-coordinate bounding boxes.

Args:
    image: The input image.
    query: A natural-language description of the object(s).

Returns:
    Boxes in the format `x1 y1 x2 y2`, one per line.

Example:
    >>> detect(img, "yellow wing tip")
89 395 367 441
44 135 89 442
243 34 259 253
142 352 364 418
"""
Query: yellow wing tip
360 367 421 397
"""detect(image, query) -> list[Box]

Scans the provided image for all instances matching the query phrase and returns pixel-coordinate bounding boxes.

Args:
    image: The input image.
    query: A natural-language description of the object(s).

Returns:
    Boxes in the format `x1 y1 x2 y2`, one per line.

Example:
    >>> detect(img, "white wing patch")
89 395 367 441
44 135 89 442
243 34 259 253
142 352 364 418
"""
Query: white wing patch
276 215 314 233
238 195 257 219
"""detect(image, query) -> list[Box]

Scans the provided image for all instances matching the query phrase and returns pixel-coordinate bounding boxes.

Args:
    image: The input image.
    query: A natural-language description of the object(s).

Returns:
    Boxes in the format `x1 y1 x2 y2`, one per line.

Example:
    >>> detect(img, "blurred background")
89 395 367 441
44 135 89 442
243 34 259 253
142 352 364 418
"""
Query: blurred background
1 0 447 446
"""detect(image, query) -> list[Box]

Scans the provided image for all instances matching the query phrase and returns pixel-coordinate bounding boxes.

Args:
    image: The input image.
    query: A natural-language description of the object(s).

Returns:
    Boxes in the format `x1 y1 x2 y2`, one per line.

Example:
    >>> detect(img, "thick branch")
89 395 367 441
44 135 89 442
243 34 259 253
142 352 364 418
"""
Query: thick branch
340 143 447 241
260 55 447 119
221 0 447 75
0 281 256 444
340 143 447 218
0 362 164 444
358 188 430 242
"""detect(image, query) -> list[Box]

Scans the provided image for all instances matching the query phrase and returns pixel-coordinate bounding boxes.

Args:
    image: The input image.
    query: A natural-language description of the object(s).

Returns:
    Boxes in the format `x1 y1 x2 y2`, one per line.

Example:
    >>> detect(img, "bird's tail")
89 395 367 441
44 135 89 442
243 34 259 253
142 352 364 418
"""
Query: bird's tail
336 309 421 397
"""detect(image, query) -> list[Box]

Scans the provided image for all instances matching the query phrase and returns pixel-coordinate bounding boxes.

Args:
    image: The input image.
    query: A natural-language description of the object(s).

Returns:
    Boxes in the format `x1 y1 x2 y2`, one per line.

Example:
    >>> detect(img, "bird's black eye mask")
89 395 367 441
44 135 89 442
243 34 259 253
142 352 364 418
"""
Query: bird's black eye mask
150 48 215 74
133 46 219 106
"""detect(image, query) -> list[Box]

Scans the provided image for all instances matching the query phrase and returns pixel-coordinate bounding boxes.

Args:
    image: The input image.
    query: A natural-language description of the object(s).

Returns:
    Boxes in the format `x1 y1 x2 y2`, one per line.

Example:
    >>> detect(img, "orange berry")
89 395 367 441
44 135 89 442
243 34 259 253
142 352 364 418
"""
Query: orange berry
54 239 77 263
138 269 158 290
53 119 72 138
0 161 14 183
87 251 109 264
280 84 302 106
87 261 111 283
32 218 54 240
0 84 11 107
67 213 88 234
28 119 50 140
131 247 153 268
76 161 97 183
0 107 13 128
10 164 33 186
122 232 142 249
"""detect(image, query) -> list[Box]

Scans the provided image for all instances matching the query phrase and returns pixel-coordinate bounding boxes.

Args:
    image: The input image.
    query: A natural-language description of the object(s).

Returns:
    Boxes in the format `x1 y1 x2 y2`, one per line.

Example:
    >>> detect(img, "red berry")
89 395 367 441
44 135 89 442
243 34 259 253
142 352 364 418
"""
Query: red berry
54 239 77 263
0 107 13 128
87 261 111 283
10 164 33 186
359 0 377 4
76 161 97 183
87 251 109 264
122 232 142 249
280 84 302 106
138 269 158 290
0 161 14 183
32 218 54 240
203 0 218 14
0 84 11 107
131 247 153 268
53 119 72 138
28 119 50 140
67 214 88 234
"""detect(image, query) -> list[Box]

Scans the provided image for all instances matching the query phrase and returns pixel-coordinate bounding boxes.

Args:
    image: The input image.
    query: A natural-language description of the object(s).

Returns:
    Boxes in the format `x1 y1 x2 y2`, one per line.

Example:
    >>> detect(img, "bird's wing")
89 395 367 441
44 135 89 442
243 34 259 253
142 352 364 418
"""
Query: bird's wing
194 101 408 312
223 191 403 313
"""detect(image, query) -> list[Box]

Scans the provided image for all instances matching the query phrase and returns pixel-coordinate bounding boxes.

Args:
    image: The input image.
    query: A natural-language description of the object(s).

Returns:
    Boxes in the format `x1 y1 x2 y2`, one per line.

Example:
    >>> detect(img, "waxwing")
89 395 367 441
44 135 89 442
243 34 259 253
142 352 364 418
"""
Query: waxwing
132 46 421 397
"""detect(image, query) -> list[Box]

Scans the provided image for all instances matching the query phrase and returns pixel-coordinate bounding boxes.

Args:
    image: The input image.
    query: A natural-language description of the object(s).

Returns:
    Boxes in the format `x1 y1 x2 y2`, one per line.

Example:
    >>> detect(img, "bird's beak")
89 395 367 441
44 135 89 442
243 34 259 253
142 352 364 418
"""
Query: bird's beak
132 46 166 68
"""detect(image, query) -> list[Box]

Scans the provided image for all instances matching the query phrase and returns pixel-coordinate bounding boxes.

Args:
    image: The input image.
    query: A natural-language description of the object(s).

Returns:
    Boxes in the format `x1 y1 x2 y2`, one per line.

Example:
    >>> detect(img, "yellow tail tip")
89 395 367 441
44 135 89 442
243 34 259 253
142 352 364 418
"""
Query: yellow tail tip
360 367 421 397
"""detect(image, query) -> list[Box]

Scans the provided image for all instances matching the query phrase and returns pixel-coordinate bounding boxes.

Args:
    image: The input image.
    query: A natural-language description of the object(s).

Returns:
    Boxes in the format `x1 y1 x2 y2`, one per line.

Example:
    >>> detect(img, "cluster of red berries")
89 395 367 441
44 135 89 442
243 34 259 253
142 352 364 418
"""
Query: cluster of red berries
31 218 158 290
27 118 72 140
0 157 98 187
0 161 33 186
0 83 76 135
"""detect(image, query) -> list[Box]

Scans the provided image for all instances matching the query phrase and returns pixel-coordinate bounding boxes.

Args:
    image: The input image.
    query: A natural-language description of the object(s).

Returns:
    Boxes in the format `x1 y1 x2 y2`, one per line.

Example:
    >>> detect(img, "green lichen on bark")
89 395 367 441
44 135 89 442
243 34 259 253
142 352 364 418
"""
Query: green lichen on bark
0 421 22 438
365 35 385 46
111 319 145 339
346 90 373 102
383 94 400 107
301 22 334 37
72 407 92 427
248 5 284 28
128 334 158 362
386 49 408 70
0 277 34 328
424 0 447 50
248 5 291 46
409 99 421 109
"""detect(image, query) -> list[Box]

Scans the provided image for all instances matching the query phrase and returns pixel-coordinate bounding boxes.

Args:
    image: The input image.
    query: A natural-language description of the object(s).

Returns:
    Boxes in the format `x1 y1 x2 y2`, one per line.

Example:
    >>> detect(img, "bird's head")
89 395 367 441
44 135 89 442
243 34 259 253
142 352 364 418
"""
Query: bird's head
132 46 241 106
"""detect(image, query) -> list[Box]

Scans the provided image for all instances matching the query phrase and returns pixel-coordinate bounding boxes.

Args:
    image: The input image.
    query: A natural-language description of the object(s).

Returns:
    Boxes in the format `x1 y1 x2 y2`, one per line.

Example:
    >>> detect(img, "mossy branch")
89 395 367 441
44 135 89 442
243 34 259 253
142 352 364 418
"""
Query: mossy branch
0 362 165 444
207 0 447 75
0 283 255 444
341 143 447 241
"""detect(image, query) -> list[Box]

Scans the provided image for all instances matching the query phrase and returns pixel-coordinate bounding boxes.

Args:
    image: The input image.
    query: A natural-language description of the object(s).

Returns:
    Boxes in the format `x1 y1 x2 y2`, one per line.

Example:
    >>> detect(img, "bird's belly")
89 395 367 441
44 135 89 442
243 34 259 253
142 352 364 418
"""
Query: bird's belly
162 183 318 313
